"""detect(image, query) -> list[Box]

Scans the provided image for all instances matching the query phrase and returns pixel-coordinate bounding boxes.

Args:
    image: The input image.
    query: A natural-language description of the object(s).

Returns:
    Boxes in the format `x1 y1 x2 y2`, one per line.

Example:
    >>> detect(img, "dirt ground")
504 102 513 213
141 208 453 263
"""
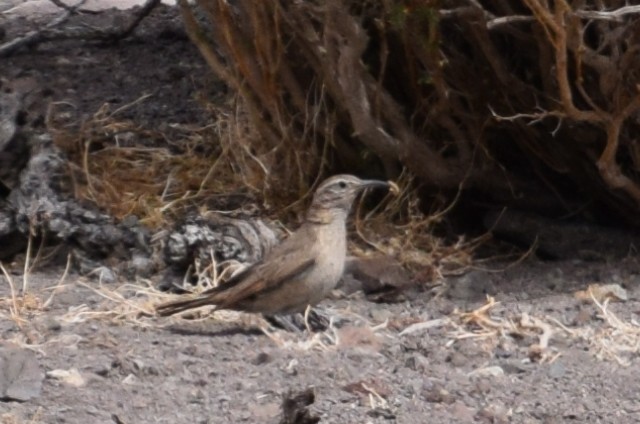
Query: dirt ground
2 5 640 424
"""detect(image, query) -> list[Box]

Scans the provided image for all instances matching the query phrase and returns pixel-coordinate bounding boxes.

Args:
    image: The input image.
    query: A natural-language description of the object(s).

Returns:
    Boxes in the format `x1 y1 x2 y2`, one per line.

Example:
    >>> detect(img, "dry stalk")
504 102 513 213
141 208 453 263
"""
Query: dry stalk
353 172 477 285
0 252 73 335
42 254 72 309
0 262 24 325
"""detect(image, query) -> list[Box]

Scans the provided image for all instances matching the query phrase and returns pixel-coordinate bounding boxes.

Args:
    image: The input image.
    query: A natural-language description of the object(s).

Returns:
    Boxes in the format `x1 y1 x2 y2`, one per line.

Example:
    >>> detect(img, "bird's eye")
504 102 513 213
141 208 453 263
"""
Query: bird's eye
338 181 347 189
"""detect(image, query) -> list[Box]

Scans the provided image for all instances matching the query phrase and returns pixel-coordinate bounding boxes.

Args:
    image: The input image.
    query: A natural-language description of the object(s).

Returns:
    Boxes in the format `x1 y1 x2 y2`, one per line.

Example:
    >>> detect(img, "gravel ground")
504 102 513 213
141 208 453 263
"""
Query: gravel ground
3 257 640 423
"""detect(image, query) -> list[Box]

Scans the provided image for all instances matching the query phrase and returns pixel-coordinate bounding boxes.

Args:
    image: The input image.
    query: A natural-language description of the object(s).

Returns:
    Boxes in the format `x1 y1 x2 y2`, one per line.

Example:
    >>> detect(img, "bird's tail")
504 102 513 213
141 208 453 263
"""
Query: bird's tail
155 295 216 317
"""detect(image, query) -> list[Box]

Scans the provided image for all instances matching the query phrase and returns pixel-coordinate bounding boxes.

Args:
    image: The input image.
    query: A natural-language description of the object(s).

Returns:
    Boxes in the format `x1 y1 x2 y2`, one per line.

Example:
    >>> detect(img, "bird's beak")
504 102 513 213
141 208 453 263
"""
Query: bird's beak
360 179 399 195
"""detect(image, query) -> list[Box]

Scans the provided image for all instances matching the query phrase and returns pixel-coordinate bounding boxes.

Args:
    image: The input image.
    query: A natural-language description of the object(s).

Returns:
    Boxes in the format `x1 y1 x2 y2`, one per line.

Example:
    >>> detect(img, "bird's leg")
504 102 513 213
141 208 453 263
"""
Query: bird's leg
263 308 335 332
264 314 306 333
303 304 313 334
304 307 333 330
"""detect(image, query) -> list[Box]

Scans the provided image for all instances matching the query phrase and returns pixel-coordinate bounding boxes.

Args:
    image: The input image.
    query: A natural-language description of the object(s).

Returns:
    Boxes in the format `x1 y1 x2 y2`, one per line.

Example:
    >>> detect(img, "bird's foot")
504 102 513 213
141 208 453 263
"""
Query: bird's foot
264 308 341 333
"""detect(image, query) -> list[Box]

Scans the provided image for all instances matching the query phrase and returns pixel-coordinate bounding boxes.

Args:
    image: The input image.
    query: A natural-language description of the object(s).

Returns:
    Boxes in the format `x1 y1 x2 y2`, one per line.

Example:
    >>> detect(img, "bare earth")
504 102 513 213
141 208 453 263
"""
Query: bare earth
2 5 640 424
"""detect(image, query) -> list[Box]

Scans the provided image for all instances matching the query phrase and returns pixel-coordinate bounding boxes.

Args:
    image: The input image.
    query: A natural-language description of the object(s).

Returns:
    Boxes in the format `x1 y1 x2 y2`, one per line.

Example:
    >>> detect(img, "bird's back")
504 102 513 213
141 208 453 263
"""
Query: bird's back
201 222 324 312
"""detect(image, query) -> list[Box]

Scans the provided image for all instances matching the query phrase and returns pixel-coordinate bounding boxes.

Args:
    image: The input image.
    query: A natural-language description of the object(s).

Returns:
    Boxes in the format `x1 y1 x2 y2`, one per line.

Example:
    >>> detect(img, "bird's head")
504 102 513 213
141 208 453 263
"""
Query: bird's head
307 174 394 223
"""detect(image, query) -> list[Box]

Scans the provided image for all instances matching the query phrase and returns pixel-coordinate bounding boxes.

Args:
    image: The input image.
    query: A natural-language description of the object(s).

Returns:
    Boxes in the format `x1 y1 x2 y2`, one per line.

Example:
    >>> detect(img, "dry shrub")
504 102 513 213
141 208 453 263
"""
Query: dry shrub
42 2 511 286
176 0 640 226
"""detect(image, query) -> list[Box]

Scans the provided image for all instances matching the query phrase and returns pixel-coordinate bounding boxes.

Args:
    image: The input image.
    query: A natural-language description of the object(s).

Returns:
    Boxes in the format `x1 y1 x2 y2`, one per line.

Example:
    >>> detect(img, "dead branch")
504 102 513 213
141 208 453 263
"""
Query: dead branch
0 2 82 57
175 0 640 223
0 0 162 57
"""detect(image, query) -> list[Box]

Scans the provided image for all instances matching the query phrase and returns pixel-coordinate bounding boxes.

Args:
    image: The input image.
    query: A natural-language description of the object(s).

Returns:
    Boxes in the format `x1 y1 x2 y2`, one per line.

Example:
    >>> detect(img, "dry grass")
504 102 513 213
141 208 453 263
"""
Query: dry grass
400 289 640 367
42 277 640 365
352 171 484 288
174 252 247 294
569 290 640 366
49 96 288 229
0 227 71 344
58 278 385 352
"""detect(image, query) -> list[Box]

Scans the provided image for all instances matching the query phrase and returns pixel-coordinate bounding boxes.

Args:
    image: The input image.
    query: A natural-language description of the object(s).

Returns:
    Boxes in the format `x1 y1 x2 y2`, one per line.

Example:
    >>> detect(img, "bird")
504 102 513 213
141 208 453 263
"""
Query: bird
155 174 393 317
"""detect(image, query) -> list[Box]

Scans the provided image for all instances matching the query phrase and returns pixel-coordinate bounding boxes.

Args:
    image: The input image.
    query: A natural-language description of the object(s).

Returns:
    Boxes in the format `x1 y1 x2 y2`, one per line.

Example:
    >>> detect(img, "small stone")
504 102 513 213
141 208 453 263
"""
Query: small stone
284 359 298 376
500 359 528 375
370 308 394 322
448 352 467 368
468 365 504 378
46 318 62 332
252 352 272 365
336 325 382 352
447 271 497 300
422 381 454 404
404 354 429 371
344 255 412 301
493 347 512 359
476 404 510 423
92 364 110 377
548 361 566 379
367 407 396 419
130 255 155 277
280 388 320 424
122 374 138 385
473 378 492 395
89 266 117 284
121 215 139 227
450 400 475 422
342 378 392 399
46 368 86 387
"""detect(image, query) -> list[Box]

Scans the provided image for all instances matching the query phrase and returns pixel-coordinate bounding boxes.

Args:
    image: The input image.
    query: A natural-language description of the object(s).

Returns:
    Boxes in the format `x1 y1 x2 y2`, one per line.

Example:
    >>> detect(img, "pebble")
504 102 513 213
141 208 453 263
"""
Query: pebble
422 381 454 404
547 361 566 379
477 404 510 423
450 400 475 422
468 365 504 378
404 354 429 372
448 352 467 368
252 352 272 365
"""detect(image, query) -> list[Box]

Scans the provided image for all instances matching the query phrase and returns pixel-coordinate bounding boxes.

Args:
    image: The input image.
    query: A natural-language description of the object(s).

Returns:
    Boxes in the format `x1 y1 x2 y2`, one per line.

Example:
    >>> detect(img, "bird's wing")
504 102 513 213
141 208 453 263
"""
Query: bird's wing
199 227 318 309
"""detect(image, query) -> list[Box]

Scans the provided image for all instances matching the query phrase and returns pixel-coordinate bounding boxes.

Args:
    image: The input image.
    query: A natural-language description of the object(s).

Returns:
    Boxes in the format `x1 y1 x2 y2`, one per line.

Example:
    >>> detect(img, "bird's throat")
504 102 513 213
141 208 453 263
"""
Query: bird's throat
306 207 348 225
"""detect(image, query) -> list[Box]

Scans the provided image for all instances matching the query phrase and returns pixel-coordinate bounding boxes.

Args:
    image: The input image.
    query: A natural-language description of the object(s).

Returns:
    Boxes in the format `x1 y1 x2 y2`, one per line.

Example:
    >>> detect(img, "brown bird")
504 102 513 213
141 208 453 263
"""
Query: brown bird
155 174 392 317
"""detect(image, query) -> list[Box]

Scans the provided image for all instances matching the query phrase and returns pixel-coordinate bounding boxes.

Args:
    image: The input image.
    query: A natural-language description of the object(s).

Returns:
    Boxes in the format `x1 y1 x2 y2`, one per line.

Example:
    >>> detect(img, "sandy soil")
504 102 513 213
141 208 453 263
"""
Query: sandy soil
2 5 640 424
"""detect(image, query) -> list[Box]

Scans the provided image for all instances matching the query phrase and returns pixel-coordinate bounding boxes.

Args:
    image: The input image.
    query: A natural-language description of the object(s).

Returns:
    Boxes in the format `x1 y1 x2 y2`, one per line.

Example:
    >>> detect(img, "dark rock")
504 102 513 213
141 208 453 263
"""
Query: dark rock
0 343 44 402
279 388 320 424
160 212 280 291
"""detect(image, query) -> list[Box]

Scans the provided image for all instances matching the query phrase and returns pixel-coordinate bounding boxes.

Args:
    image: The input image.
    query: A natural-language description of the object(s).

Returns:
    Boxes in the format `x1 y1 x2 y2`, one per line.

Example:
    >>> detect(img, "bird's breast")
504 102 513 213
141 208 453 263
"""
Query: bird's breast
313 222 347 291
